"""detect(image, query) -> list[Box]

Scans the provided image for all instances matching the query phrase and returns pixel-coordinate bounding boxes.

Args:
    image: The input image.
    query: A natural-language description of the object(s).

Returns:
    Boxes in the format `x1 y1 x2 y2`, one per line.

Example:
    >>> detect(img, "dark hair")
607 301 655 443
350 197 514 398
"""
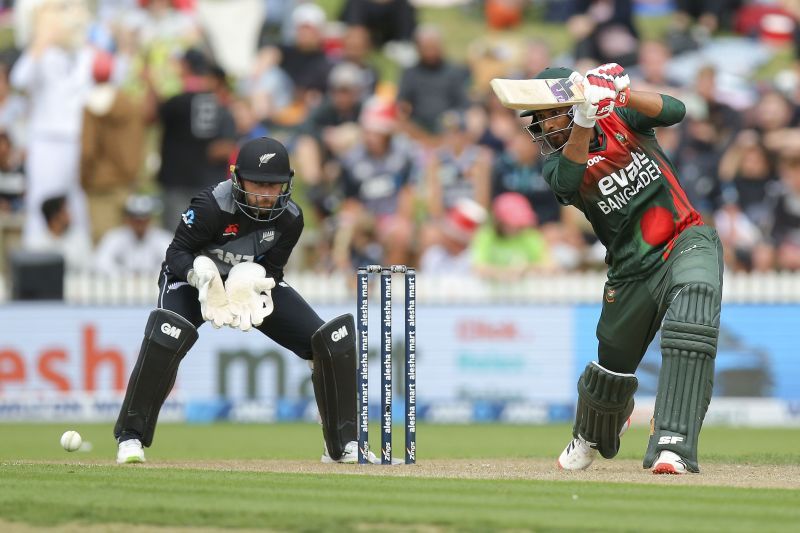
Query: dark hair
41 195 67 223
182 48 210 76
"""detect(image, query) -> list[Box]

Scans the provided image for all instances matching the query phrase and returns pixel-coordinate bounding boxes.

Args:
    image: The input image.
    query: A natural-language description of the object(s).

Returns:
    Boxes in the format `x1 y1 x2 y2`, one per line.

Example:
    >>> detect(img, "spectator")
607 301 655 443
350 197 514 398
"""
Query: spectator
567 0 640 67
339 0 417 49
420 198 486 275
26 194 92 270
295 62 366 183
717 130 779 233
272 3 335 112
340 24 380 95
491 127 561 225
10 0 94 247
472 192 552 280
714 191 771 272
81 51 146 243
149 48 236 230
94 195 173 275
334 97 416 268
422 110 492 221
0 60 27 150
397 24 470 136
771 154 800 270
241 46 295 125
629 40 680 93
0 131 24 213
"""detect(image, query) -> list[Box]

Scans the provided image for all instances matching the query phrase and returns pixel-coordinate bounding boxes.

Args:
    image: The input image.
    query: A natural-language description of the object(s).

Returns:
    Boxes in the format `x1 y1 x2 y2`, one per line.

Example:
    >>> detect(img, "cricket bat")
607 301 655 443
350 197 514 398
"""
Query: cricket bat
491 77 629 111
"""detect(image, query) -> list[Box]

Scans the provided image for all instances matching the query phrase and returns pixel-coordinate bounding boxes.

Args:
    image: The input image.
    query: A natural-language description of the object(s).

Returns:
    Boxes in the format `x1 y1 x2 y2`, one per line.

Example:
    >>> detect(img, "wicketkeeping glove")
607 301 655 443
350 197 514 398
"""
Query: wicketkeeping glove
572 71 617 129
187 256 233 328
225 262 276 332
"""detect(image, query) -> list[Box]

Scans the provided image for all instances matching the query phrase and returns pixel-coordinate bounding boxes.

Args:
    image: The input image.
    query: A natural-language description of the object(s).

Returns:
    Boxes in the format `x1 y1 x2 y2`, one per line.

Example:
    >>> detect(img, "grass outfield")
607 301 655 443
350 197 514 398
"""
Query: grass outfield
1 423 799 532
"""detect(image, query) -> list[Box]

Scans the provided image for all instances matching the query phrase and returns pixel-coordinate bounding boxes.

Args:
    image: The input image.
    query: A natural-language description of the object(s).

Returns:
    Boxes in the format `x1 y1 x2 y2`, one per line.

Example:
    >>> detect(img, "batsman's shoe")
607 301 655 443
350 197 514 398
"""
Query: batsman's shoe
557 417 632 471
321 441 403 465
116 438 145 464
651 450 689 475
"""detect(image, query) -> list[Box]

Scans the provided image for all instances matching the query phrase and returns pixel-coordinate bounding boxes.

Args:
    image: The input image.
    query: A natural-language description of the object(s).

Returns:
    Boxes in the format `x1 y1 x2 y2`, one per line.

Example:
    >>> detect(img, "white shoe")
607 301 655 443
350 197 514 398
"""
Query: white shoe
557 417 632 471
557 436 598 470
651 450 689 475
116 439 145 464
321 441 403 464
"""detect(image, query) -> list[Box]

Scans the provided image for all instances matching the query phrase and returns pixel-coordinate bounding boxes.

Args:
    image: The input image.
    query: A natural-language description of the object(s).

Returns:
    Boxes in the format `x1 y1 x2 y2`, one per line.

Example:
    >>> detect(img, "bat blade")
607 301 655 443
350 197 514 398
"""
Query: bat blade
490 77 586 111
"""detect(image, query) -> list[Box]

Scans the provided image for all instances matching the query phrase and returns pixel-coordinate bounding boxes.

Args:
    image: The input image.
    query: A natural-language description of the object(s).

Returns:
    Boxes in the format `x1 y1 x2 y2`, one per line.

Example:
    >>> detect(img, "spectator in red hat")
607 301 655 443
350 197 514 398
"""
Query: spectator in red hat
472 192 553 279
420 198 486 275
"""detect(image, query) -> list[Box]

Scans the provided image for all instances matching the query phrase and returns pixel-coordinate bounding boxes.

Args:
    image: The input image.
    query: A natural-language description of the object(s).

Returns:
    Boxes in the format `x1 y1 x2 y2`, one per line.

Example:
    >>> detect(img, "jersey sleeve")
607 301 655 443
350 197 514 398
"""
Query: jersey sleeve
164 192 220 280
543 153 586 205
259 209 303 280
616 94 686 134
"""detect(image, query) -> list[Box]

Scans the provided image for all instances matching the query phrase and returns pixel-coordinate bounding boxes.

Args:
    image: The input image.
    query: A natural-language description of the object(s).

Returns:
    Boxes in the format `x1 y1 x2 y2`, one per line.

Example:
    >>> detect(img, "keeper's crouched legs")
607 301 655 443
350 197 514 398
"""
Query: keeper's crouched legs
644 283 720 473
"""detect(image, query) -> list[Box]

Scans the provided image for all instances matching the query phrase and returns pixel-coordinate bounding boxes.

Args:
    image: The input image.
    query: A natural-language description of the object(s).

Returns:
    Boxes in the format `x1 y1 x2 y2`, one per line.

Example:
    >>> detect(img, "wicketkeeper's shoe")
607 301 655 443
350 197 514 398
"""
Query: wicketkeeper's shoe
116 438 145 464
557 417 632 470
321 441 402 464
651 450 689 475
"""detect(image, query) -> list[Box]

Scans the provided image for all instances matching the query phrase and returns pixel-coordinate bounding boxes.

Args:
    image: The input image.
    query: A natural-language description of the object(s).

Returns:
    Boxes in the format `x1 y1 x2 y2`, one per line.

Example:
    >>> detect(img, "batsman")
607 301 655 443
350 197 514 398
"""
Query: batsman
519 65 723 474
113 137 374 464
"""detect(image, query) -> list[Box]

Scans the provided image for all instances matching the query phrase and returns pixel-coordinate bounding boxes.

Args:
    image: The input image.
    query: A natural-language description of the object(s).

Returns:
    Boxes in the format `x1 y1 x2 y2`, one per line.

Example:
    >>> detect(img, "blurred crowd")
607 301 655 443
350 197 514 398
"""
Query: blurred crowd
2 0 800 279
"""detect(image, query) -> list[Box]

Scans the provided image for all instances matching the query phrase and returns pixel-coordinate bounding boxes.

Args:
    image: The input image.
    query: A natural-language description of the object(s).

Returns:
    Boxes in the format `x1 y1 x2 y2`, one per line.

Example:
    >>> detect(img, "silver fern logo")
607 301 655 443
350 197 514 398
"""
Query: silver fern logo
259 153 276 167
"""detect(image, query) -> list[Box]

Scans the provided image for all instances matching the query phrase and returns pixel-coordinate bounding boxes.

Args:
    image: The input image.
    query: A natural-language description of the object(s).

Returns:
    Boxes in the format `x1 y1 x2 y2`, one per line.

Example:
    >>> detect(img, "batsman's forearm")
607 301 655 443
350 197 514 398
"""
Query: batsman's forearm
629 92 686 125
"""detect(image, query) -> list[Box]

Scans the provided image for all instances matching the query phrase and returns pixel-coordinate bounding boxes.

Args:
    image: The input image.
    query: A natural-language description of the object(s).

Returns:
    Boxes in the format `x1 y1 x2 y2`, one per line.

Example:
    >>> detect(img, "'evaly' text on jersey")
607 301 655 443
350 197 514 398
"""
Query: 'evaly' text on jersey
596 150 662 214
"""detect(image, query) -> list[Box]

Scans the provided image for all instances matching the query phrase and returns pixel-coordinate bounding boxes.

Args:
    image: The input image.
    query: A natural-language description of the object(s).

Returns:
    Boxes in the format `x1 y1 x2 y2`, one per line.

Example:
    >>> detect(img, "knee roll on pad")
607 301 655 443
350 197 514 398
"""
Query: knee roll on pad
114 309 198 447
311 314 358 460
644 283 720 473
574 361 638 459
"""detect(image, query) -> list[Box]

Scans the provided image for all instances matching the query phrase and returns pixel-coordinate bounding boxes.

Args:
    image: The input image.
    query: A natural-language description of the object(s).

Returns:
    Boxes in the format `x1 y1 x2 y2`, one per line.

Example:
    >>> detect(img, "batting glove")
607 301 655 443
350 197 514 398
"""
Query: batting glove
573 72 616 129
596 63 631 107
188 256 233 328
225 262 276 332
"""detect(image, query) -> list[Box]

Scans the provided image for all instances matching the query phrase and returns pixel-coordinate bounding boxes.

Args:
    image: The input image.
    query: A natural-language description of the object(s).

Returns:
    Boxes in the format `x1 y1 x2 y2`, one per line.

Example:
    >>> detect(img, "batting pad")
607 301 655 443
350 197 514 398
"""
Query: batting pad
574 361 638 459
644 283 720 472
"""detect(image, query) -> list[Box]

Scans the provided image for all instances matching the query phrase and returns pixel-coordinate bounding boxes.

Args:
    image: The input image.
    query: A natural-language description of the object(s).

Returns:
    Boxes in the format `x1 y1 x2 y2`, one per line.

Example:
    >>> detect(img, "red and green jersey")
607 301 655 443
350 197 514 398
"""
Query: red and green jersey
543 95 702 281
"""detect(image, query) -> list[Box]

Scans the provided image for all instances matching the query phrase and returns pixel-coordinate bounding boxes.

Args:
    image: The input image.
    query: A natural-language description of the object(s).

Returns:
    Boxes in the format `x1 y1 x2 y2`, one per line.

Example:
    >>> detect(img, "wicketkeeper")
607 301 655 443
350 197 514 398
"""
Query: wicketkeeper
522 65 723 474
114 137 376 464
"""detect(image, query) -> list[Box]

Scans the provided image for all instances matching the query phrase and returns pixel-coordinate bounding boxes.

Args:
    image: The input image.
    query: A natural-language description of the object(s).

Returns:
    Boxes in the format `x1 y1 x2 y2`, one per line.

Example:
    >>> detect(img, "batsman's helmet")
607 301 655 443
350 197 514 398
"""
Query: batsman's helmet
230 137 294 221
520 67 577 155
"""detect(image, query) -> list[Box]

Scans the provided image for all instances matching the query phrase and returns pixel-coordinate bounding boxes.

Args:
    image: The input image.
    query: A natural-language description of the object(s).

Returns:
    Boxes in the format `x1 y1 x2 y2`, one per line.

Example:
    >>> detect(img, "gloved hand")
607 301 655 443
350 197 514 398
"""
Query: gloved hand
596 63 631 107
572 71 617 129
187 256 233 328
225 262 276 332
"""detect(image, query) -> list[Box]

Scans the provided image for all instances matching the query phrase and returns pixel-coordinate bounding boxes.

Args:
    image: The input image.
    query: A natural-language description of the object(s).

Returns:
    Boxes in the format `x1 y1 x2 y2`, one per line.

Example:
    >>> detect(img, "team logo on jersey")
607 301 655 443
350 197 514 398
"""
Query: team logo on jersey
181 209 195 226
223 223 239 237
259 153 276 167
605 287 616 303
260 229 275 243
615 132 626 143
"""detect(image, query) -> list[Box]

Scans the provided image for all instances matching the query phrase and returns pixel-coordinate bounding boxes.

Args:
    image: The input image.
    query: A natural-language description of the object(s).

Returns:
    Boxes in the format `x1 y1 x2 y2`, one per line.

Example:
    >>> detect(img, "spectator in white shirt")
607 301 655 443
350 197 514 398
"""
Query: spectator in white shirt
94 195 173 275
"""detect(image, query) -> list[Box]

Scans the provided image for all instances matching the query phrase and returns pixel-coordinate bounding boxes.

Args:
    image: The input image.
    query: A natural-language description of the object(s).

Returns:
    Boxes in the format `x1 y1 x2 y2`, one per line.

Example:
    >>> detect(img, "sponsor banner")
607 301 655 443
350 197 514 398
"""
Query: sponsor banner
0 303 574 408
632 397 800 427
575 304 800 400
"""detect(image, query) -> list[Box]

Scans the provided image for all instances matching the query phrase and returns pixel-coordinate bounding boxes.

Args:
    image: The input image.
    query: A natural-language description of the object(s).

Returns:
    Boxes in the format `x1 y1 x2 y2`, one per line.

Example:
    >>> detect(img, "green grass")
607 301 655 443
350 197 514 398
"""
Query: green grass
1 463 798 532
1 423 799 464
1 424 799 531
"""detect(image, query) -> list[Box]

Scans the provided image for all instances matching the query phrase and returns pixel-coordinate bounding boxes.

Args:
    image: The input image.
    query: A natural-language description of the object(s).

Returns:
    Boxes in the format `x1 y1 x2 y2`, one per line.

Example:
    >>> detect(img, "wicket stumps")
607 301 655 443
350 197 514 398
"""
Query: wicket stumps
356 265 416 465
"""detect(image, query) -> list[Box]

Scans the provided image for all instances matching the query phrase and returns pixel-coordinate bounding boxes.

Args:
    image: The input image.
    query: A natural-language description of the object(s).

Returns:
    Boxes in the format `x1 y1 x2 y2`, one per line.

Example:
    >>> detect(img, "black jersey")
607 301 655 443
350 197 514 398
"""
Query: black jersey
165 180 303 281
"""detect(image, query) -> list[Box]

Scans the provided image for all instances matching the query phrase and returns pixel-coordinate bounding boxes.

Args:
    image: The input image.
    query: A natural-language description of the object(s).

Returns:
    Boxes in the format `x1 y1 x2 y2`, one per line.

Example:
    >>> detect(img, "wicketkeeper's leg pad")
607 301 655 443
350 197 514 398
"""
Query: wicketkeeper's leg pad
114 309 198 447
573 361 638 459
644 283 720 472
311 314 358 461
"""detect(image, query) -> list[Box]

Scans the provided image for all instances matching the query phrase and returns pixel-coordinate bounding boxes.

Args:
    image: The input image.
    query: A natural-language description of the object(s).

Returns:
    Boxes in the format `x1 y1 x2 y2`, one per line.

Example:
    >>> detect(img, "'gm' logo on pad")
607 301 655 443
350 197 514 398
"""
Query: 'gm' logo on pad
161 323 182 339
331 326 348 342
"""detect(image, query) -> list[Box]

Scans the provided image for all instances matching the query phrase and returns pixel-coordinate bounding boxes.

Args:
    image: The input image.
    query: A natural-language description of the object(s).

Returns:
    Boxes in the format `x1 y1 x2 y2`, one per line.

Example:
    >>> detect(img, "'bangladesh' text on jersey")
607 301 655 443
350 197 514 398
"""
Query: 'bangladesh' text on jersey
543 96 702 281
